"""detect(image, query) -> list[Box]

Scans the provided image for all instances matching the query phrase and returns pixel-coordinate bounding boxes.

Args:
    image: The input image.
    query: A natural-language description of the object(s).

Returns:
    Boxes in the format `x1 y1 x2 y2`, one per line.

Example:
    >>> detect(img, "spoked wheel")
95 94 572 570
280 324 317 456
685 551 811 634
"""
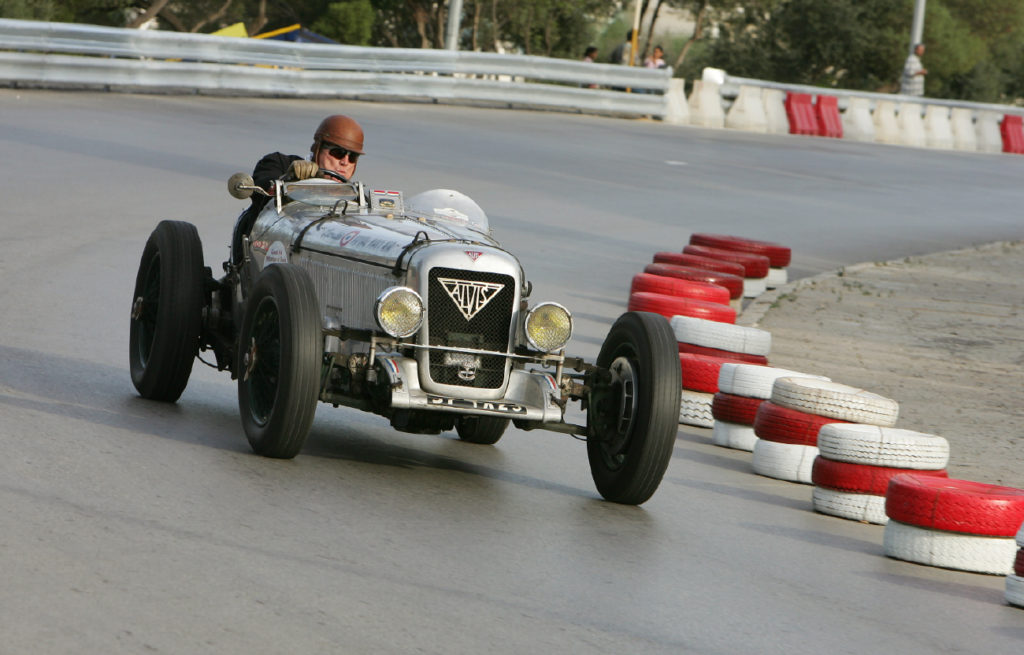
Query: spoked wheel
237 264 322 459
129 220 205 402
587 312 682 505
455 416 509 445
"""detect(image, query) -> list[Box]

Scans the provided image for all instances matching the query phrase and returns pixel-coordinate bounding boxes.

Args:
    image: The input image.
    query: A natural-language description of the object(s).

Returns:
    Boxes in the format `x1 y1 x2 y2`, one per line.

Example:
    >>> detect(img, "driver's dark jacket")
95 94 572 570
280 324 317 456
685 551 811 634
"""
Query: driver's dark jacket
232 152 302 262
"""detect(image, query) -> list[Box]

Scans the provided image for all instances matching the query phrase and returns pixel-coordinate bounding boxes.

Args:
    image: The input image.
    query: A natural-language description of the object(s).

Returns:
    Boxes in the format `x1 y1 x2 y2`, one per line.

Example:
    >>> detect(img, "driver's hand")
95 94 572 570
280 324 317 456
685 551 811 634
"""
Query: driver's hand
286 160 318 181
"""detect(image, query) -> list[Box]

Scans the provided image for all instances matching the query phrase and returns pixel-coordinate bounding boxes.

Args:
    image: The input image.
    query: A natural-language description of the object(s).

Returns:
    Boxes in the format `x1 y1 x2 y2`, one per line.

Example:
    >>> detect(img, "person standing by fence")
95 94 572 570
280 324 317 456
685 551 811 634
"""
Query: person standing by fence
900 43 928 96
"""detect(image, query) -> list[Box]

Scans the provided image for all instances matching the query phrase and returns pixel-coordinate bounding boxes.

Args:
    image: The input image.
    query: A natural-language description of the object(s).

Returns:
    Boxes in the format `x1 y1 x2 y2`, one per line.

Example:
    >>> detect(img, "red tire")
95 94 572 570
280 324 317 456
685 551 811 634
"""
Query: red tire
1014 548 1024 577
653 252 746 278
689 233 792 267
753 401 850 447
678 342 769 365
711 392 763 425
679 353 744 393
644 263 744 300
885 475 1024 537
812 456 947 496
683 244 771 278
628 292 736 323
629 273 730 306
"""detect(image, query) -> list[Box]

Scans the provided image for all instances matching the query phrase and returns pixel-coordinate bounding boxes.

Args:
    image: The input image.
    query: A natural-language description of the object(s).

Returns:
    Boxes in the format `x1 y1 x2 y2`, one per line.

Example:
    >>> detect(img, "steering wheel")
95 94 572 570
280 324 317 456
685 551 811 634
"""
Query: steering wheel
319 168 349 183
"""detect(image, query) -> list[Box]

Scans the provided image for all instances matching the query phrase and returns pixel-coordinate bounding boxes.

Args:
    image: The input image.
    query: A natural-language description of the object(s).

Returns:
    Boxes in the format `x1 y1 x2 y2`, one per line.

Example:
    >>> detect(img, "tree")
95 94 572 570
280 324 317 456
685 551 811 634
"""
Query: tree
312 0 374 44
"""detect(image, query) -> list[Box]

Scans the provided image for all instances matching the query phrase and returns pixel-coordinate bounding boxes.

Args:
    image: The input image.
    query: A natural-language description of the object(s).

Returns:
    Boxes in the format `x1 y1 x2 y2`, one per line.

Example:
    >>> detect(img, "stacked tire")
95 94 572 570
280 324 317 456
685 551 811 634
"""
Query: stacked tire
812 425 949 524
643 263 744 312
883 475 1024 575
713 364 829 451
677 352 749 428
1007 522 1024 608
683 244 770 298
752 377 899 484
652 253 746 311
689 233 792 290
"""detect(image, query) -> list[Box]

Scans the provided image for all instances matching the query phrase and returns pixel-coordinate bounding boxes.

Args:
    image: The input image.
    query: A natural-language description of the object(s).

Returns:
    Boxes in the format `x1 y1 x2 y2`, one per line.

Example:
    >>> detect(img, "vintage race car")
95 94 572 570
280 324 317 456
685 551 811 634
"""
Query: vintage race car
128 171 681 504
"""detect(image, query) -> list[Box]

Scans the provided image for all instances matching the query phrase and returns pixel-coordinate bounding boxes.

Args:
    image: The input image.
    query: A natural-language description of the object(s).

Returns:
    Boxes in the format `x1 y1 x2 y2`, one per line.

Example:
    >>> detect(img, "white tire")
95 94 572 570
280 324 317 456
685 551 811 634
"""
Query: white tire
718 363 829 400
766 267 788 288
771 377 899 426
1007 575 1024 608
670 315 771 356
883 520 1017 575
751 439 817 484
812 487 888 524
742 276 768 298
818 424 949 469
679 389 715 428
711 420 757 451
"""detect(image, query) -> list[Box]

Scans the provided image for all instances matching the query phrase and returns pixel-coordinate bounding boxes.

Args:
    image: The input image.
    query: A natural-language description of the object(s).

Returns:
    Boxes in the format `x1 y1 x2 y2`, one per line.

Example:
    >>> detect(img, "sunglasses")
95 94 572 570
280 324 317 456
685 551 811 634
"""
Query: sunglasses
322 141 361 163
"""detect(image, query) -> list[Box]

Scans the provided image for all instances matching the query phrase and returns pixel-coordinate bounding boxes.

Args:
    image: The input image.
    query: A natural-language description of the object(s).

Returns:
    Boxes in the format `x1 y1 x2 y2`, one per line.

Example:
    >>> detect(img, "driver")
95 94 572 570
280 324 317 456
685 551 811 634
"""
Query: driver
232 114 365 262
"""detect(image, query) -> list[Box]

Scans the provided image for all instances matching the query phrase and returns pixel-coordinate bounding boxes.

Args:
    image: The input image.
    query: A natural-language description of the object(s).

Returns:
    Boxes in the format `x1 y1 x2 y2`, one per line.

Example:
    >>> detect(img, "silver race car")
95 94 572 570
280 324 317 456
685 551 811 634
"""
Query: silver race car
129 172 681 504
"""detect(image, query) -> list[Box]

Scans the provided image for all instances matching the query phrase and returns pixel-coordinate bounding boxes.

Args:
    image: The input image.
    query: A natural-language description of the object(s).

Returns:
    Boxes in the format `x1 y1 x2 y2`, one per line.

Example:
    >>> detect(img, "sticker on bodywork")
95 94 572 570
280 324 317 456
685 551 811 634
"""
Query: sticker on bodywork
427 396 527 414
264 241 288 267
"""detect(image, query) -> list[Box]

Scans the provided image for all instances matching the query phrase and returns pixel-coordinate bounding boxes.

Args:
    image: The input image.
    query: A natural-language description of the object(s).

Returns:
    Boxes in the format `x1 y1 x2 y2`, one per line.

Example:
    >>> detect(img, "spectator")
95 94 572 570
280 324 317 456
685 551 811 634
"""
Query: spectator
900 43 927 97
581 46 599 89
609 29 634 66
644 45 667 70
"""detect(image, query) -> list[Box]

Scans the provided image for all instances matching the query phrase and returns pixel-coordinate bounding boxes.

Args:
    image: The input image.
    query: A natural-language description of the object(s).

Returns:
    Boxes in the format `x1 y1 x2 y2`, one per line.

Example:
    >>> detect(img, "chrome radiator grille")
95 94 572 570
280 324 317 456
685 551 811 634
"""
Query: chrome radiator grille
299 259 392 331
427 267 514 389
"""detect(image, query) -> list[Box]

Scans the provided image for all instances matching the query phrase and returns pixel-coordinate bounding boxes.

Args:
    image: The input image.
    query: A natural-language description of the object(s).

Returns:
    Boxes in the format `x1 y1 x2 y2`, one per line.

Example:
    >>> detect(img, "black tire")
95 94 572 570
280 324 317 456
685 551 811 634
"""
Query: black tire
455 416 509 445
587 312 681 505
129 220 205 402
237 264 322 459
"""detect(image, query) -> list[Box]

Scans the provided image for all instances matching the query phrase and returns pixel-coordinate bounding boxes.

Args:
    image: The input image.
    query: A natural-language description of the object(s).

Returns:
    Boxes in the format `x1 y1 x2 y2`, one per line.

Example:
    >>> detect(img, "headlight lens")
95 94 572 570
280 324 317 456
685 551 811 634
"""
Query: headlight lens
375 287 424 338
524 302 573 352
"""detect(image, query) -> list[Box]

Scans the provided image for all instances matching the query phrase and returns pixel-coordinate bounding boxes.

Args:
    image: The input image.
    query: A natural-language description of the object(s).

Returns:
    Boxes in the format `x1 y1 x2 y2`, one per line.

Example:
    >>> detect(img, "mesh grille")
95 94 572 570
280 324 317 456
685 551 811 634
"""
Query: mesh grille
427 267 514 389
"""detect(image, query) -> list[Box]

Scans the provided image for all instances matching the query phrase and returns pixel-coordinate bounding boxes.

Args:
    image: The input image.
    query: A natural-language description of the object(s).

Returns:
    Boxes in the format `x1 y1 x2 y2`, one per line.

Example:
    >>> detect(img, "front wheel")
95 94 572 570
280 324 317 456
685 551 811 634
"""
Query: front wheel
129 220 205 402
237 264 322 459
586 312 681 505
455 416 509 445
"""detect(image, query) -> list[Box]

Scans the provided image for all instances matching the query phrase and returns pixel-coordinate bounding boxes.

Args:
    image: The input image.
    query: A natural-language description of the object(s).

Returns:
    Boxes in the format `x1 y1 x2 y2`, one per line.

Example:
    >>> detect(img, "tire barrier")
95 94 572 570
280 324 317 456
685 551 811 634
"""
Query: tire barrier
1000 114 1024 154
644 263 744 301
679 353 748 394
751 401 851 483
627 291 736 323
682 244 770 298
718 364 829 401
883 475 1024 574
688 234 792 268
1007 522 1024 608
770 377 899 427
678 343 768 365
680 388 715 428
814 95 843 139
784 92 817 136
811 456 948 525
630 273 730 306
653 251 747 278
669 315 771 357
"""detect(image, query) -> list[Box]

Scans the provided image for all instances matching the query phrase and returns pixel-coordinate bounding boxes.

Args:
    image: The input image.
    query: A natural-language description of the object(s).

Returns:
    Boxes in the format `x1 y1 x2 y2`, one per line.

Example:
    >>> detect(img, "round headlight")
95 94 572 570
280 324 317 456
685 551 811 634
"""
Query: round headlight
375 287 424 338
525 302 573 352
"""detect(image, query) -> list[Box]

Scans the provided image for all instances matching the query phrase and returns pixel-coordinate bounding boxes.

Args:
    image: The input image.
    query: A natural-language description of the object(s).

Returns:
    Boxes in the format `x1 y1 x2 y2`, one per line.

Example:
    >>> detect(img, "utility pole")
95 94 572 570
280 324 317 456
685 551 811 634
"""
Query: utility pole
910 0 926 51
446 0 463 51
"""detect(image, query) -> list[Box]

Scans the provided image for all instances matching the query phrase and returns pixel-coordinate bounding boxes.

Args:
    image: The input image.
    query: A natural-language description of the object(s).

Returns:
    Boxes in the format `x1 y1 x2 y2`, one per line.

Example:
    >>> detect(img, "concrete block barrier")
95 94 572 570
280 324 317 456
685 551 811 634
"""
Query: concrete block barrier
814 95 842 138
663 78 690 125
1000 115 1024 154
841 97 875 142
873 100 900 144
725 85 768 133
924 105 955 150
976 111 1004 153
689 80 725 129
897 102 926 148
950 108 977 152
762 89 789 134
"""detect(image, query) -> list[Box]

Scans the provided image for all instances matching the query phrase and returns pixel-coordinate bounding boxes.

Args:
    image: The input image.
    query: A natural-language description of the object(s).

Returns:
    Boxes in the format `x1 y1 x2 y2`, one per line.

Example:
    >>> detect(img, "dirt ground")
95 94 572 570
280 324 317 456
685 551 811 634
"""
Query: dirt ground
739 240 1024 490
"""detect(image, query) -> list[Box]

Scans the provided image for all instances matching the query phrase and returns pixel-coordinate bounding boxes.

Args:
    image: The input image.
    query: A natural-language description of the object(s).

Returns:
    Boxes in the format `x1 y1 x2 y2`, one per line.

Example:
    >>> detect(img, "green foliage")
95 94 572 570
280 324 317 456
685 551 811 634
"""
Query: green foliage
312 0 373 44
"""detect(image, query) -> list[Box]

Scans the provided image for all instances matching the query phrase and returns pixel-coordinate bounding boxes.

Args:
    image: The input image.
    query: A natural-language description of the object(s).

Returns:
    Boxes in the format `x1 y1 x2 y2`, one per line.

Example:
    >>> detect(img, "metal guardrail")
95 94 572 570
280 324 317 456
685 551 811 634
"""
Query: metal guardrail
0 18 672 117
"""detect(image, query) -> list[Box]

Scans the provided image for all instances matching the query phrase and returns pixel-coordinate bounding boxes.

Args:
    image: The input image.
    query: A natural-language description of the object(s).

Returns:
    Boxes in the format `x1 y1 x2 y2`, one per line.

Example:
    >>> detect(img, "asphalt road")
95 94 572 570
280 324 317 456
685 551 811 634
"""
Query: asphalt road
1 89 1022 654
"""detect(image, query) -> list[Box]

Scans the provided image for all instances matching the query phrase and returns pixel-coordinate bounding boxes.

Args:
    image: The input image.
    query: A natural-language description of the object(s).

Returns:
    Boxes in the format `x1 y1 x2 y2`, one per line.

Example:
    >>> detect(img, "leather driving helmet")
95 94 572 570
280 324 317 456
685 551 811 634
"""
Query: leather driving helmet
311 114 365 155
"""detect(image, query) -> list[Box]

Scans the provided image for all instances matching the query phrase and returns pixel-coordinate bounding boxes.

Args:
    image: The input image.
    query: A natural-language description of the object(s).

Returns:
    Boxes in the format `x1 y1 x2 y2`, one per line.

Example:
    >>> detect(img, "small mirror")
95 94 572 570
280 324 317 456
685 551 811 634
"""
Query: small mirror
228 172 255 199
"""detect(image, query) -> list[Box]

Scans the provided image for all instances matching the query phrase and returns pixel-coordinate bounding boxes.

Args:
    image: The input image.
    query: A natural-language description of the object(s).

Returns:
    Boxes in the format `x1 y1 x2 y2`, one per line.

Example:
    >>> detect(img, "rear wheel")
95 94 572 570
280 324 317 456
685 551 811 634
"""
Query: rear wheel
455 416 509 445
129 220 205 402
238 264 322 459
587 312 681 505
